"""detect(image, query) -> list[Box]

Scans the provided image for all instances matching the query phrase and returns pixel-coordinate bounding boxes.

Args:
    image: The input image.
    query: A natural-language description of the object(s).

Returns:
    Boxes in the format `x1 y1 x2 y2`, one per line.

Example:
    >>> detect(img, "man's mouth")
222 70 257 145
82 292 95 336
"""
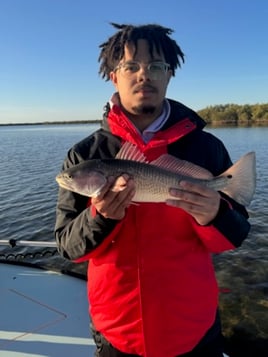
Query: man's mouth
134 85 156 94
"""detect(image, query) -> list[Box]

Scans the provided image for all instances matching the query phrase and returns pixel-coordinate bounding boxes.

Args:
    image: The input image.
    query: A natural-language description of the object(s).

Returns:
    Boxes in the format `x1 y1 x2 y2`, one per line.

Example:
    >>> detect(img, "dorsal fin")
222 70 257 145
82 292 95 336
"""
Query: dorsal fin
116 142 149 163
151 155 213 179
116 142 213 179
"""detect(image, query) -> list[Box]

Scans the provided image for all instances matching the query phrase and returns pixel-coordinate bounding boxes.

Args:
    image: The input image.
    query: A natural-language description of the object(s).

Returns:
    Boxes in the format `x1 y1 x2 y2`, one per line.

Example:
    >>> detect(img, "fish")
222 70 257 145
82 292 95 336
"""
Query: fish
56 142 256 206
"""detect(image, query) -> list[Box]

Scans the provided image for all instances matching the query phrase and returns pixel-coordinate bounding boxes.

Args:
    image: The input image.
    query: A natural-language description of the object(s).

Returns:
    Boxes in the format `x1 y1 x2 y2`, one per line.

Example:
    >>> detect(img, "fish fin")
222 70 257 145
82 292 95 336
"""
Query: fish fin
219 152 256 206
151 155 214 179
117 142 213 179
116 142 149 163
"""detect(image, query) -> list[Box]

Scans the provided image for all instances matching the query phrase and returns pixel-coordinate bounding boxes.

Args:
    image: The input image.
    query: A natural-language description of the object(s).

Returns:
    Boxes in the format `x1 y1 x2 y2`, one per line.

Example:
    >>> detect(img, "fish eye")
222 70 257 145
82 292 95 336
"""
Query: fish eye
227 175 232 179
64 173 72 179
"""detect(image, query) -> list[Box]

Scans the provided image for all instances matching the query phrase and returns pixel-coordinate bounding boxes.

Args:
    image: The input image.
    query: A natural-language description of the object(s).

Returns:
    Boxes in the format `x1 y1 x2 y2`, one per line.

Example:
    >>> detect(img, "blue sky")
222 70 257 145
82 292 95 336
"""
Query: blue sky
0 0 267 124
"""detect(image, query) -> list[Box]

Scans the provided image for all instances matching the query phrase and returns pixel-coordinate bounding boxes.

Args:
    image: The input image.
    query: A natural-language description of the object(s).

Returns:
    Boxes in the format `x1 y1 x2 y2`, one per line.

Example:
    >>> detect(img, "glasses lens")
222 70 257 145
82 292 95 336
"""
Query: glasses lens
148 62 169 80
149 62 167 73
117 61 169 80
121 62 140 75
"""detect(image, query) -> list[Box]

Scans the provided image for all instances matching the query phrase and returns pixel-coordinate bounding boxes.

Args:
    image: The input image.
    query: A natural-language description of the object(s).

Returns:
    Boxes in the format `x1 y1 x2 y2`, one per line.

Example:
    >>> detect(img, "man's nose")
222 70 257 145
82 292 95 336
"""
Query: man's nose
137 65 151 81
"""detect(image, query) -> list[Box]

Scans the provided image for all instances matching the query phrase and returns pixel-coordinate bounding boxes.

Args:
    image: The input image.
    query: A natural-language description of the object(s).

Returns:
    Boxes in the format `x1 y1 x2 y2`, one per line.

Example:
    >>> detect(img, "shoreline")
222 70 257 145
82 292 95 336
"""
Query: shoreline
1 121 268 127
0 120 102 127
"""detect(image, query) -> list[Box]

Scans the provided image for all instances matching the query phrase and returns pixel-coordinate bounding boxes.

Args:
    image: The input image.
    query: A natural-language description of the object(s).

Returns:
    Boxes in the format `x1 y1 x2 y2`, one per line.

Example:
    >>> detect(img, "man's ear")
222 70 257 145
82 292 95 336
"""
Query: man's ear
110 71 118 86
167 70 172 84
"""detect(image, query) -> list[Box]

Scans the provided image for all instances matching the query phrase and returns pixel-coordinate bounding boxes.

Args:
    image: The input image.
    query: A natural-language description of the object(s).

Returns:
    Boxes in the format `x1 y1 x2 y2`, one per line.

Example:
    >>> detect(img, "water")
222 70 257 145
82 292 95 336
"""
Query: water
0 125 98 240
205 127 268 346
0 124 267 346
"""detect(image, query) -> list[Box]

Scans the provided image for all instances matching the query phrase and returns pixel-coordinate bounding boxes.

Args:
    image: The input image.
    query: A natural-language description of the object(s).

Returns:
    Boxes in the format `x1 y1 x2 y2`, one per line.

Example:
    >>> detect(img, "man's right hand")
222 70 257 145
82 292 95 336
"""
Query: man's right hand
91 174 135 220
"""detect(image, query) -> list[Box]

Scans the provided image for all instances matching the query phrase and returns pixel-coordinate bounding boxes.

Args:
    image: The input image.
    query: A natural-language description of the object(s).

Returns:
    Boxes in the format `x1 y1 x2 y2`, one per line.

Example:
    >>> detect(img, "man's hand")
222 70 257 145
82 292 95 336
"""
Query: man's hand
91 174 135 220
166 180 221 226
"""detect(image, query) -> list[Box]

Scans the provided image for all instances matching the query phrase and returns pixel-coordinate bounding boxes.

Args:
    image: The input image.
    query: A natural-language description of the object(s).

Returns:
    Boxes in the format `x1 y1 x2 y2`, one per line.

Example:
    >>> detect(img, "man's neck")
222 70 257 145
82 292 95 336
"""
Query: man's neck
127 114 158 132
121 107 163 132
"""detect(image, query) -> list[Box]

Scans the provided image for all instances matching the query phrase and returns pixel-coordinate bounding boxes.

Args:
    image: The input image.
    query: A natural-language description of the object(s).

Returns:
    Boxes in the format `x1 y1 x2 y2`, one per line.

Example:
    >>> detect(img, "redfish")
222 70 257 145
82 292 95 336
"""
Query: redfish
56 142 256 206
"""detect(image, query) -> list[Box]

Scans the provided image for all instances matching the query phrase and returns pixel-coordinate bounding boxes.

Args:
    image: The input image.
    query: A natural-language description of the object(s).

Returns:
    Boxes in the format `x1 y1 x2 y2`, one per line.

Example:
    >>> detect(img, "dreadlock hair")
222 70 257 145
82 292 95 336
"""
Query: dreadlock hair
98 22 185 81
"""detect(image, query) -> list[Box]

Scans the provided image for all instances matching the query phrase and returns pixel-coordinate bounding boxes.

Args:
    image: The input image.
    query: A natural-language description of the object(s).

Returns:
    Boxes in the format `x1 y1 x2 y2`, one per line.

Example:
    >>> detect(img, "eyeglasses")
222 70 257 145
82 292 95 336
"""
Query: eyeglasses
114 61 170 80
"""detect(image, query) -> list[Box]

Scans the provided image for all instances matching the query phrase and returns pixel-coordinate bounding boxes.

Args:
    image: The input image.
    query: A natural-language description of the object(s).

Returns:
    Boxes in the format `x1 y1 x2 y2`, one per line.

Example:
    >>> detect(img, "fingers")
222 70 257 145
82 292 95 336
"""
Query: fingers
167 180 220 225
168 181 213 207
110 175 130 192
92 174 136 220
173 180 213 198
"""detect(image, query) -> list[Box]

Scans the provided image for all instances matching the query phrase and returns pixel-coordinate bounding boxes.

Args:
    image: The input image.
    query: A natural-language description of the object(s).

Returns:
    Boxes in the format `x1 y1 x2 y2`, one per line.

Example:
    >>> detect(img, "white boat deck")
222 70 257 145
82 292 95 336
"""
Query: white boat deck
0 262 95 356
0 262 230 357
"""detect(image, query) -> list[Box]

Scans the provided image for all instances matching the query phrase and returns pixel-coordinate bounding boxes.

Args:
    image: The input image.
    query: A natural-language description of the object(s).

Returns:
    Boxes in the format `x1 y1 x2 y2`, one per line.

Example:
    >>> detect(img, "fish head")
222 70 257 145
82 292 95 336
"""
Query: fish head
56 166 107 197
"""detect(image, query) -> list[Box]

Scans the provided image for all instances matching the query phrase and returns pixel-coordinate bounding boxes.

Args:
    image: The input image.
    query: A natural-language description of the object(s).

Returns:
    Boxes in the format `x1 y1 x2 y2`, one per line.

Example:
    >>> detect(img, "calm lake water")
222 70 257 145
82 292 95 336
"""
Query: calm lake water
0 124 267 344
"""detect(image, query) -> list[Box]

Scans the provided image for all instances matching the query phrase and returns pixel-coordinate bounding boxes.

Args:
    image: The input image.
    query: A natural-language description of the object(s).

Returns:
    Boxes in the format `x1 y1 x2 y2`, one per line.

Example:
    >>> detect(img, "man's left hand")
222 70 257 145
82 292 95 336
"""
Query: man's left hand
166 180 221 226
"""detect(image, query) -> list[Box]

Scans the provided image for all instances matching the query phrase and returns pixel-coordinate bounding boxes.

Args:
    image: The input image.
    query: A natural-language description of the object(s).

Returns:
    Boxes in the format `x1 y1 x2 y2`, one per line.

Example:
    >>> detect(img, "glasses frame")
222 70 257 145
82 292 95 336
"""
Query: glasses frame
114 61 170 80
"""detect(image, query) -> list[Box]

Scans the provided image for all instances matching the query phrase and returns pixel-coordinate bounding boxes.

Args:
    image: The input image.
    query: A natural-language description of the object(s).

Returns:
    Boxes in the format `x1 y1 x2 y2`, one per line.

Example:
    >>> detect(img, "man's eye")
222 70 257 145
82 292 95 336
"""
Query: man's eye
150 64 163 71
125 64 139 72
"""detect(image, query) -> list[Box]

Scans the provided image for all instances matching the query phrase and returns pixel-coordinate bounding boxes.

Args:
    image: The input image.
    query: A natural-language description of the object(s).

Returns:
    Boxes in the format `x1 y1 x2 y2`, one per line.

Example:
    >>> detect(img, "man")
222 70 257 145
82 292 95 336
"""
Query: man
55 23 250 357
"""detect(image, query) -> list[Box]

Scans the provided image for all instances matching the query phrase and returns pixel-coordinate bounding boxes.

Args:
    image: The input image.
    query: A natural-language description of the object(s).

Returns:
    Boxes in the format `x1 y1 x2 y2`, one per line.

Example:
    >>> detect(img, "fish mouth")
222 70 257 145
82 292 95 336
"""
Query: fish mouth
56 173 75 189
56 177 72 191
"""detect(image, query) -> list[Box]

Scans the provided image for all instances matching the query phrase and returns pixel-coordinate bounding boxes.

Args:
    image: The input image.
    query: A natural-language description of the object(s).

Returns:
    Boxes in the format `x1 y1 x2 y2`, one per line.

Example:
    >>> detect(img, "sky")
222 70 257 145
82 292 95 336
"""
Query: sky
0 0 267 124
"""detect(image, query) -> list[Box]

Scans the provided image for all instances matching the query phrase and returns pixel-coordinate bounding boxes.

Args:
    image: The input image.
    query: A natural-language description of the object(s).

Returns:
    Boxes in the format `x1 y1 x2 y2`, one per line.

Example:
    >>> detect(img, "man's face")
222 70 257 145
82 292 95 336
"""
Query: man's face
110 39 172 118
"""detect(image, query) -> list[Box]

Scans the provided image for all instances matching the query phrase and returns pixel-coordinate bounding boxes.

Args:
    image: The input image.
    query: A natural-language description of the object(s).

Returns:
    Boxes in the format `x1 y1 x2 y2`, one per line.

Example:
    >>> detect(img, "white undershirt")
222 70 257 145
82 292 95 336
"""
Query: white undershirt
141 99 170 142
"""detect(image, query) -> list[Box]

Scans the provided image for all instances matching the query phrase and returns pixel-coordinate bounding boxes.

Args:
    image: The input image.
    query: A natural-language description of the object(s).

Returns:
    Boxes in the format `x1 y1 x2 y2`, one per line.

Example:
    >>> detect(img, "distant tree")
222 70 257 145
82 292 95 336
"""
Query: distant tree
197 103 268 126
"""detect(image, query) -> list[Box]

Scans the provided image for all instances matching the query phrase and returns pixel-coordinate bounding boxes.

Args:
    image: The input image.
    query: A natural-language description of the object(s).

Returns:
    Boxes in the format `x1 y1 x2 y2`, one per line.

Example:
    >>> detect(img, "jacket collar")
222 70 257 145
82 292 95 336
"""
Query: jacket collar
102 97 206 153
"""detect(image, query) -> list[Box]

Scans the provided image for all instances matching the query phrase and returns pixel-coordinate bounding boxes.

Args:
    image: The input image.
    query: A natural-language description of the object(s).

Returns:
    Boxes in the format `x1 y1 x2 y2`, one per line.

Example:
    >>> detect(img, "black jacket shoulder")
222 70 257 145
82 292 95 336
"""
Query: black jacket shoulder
63 129 122 170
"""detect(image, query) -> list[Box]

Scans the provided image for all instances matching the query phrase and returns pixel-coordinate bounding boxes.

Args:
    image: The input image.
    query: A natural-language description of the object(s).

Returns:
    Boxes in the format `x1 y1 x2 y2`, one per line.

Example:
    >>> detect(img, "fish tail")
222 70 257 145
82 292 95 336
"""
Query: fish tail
219 152 256 206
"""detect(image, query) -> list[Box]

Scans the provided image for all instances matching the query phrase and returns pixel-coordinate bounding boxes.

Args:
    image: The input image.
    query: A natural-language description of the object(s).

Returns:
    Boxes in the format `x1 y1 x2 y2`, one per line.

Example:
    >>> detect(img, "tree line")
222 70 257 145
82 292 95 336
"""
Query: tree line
1 103 267 127
197 103 268 126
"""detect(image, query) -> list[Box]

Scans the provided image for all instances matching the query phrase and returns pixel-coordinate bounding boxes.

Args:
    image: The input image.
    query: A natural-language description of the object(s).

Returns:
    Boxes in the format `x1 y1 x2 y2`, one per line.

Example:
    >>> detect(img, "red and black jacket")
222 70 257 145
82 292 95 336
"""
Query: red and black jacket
55 99 250 356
